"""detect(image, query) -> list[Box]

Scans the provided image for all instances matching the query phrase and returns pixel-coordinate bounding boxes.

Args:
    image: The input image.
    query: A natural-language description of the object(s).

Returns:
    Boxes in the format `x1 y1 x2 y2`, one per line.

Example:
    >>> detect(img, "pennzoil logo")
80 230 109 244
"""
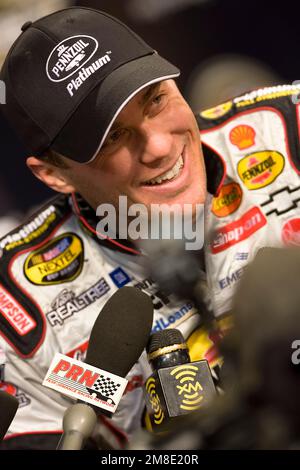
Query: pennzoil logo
170 364 203 411
200 100 232 119
24 233 84 286
212 182 242 218
46 35 99 82
145 377 165 424
229 124 256 150
237 150 285 190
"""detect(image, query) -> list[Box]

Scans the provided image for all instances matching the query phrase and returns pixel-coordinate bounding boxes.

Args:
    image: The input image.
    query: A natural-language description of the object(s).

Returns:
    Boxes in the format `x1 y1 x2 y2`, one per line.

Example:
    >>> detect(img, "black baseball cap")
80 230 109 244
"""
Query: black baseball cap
0 7 180 163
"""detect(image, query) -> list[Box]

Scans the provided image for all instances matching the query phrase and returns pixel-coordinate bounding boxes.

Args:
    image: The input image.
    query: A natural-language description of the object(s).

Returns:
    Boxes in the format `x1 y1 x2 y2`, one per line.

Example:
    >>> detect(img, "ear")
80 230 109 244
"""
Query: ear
26 156 76 194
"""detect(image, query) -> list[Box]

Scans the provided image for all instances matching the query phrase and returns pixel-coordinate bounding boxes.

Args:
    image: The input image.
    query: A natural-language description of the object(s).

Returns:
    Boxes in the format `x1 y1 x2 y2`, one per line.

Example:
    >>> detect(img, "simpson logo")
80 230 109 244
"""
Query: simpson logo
24 233 84 286
43 353 127 413
200 100 232 119
212 182 242 218
0 283 36 335
282 218 300 246
229 125 255 150
211 207 267 254
46 278 110 327
238 151 285 190
46 35 99 82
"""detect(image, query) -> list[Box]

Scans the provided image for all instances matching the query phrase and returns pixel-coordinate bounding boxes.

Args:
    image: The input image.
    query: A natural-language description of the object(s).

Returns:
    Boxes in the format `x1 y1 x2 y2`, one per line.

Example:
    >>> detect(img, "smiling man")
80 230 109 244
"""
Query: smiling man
1 6 300 450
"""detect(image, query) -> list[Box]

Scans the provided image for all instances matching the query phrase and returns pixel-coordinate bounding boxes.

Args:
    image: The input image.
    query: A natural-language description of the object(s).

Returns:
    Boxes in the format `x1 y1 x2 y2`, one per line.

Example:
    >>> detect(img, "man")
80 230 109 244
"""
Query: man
0 6 299 449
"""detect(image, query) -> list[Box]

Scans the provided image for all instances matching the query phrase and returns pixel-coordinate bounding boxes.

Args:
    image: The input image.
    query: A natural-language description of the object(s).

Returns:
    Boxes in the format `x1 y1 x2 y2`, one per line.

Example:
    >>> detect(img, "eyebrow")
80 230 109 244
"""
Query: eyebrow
109 82 161 132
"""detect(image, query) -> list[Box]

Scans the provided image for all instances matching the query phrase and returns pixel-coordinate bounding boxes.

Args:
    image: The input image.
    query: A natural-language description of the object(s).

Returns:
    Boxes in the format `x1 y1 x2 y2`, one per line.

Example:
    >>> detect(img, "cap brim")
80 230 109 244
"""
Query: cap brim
52 53 180 163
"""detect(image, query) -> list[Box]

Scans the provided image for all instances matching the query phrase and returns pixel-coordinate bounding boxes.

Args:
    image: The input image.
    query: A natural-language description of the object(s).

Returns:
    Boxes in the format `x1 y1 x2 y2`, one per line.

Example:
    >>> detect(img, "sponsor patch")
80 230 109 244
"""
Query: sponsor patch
234 84 300 108
218 267 245 289
43 353 127 413
229 124 255 150
0 283 36 335
200 100 232 120
282 218 300 246
0 381 31 408
24 233 84 286
0 207 56 251
261 185 300 216
237 150 285 190
46 278 110 327
152 303 194 333
212 182 242 217
109 267 131 288
235 252 249 260
211 207 267 254
46 35 99 82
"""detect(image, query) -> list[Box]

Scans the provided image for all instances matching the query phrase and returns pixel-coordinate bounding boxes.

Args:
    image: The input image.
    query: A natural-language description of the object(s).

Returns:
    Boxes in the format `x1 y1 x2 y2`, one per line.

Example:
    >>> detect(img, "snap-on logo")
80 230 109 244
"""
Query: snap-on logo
211 207 267 254
46 35 98 82
282 218 300 246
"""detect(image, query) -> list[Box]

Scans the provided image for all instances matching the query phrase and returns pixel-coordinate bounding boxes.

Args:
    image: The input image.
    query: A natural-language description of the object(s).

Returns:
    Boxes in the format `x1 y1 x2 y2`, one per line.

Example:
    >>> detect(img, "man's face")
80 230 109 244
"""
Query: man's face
56 80 206 212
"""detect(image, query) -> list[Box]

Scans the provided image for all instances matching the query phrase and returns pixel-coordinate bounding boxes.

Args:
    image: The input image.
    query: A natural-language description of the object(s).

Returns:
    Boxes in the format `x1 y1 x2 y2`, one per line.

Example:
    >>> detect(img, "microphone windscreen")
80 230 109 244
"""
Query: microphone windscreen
85 286 153 377
0 390 18 441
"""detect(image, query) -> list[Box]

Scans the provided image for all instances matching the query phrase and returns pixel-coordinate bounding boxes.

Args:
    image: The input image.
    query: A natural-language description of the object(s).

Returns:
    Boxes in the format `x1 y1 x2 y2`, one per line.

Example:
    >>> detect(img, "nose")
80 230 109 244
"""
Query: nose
138 125 174 166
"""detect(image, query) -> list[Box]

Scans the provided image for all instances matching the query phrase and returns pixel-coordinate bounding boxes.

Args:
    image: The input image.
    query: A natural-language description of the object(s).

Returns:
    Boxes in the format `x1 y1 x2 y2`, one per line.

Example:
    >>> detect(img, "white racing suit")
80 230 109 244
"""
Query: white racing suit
1 84 300 449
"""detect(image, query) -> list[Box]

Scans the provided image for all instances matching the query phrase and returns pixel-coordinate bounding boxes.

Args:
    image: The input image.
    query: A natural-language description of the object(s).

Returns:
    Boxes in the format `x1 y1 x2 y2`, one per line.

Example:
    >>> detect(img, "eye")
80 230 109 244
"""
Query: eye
102 128 128 149
152 93 165 106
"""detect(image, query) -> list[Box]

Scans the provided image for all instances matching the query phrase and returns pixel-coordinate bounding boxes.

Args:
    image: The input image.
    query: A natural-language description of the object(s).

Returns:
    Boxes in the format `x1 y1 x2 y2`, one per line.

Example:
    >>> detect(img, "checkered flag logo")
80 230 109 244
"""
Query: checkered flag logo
91 375 121 398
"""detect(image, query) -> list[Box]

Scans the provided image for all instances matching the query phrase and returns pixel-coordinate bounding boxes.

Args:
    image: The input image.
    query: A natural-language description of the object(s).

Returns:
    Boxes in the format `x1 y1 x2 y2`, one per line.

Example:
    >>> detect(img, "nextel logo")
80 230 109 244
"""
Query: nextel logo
46 35 98 82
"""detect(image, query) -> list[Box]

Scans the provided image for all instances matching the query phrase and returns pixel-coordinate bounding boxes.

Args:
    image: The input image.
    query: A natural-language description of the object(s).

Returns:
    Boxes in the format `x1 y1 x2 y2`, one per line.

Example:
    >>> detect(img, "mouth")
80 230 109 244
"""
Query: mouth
142 152 185 186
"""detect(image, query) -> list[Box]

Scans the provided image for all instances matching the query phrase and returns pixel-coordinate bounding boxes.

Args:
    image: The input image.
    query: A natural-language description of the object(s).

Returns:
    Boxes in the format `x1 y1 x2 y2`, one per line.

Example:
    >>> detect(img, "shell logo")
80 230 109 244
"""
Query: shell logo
229 124 256 150
200 100 232 119
212 182 243 217
237 150 285 190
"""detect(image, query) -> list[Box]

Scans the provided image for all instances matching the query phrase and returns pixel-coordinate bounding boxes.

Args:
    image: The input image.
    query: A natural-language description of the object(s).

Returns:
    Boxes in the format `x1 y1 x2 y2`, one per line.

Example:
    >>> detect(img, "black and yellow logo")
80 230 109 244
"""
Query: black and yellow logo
170 364 203 411
24 233 84 286
145 377 165 425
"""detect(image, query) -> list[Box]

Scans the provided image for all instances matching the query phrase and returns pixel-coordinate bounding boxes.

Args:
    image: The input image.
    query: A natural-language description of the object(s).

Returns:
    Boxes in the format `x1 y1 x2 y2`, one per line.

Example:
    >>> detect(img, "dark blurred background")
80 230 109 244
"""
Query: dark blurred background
0 0 299 231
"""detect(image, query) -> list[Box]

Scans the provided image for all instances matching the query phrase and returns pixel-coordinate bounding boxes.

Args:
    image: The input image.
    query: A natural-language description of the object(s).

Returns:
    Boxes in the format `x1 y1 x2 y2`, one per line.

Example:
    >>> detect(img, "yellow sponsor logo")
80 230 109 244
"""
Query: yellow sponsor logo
237 150 285 190
24 233 83 286
170 364 204 411
200 100 232 119
212 182 243 218
145 377 165 425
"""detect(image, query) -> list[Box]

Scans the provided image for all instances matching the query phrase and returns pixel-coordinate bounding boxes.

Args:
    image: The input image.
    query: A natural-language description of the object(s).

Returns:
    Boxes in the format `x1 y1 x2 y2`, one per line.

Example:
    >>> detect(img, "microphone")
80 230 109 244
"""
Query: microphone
144 329 216 433
0 390 18 442
57 286 154 450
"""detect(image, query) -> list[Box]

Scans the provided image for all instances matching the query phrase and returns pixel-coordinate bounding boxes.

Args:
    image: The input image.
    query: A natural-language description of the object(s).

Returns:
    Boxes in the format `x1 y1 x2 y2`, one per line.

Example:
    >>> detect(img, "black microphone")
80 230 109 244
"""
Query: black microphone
0 390 19 442
144 329 216 433
58 286 154 450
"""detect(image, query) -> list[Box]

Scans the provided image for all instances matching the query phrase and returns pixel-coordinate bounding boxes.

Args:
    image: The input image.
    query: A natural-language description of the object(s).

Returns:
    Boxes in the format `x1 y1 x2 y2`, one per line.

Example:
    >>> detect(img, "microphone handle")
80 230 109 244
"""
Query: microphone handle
57 403 97 450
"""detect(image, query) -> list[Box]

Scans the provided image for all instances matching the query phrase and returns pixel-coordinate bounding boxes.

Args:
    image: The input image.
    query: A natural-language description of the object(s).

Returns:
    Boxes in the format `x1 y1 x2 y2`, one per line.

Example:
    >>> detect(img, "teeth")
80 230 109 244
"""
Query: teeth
146 155 184 185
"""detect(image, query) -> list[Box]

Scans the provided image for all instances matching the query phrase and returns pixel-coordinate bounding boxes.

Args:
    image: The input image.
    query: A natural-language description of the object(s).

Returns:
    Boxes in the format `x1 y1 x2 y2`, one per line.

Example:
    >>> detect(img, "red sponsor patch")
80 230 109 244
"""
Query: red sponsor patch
282 218 300 246
0 283 36 335
211 207 267 254
67 341 88 361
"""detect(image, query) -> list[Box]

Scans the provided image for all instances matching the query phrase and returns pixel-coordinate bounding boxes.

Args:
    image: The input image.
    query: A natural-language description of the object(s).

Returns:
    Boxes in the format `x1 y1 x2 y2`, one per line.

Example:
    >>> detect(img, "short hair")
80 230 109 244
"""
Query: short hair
37 148 71 169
